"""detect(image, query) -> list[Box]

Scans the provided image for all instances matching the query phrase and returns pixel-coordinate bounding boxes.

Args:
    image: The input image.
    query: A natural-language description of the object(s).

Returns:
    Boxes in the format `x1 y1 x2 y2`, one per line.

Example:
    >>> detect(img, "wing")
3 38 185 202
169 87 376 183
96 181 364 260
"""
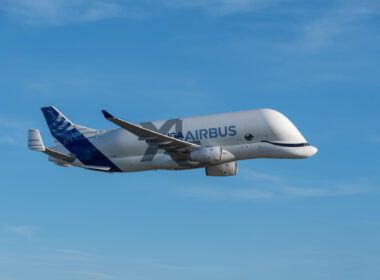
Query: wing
102 110 200 153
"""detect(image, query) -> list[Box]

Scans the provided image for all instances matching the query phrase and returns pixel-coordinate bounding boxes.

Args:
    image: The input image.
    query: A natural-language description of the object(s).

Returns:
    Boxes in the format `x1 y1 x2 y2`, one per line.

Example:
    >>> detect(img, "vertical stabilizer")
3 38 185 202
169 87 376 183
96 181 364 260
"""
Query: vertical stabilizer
39 106 121 172
41 106 97 143
41 106 82 143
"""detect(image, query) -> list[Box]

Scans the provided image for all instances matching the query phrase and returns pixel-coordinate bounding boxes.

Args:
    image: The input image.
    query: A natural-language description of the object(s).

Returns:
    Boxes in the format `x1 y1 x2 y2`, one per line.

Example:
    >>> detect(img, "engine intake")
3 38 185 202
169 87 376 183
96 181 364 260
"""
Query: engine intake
189 146 222 163
206 162 238 176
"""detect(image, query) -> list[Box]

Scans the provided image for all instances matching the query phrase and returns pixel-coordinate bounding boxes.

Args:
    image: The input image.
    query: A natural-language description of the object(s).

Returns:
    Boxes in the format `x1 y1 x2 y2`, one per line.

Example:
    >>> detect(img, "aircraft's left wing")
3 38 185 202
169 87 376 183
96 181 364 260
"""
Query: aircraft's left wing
102 110 200 153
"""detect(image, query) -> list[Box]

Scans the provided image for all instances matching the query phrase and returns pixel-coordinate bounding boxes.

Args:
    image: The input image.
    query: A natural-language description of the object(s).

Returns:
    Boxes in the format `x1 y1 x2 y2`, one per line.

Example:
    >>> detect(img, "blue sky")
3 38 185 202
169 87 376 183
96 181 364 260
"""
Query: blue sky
1 0 380 279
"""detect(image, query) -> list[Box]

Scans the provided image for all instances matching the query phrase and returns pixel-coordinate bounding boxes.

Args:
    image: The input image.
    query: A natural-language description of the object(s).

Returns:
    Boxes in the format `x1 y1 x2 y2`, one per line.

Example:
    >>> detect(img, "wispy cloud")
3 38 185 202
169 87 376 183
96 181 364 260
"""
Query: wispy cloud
246 171 373 197
279 182 372 197
4 225 38 237
0 0 280 25
176 170 373 201
0 117 30 146
0 135 19 145
78 271 113 279
246 170 373 197
1 0 379 29
0 118 26 129
287 2 378 52
370 136 380 143
0 0 138 25
155 263 188 270
0 277 17 280
178 185 273 200
163 0 279 15
57 249 95 259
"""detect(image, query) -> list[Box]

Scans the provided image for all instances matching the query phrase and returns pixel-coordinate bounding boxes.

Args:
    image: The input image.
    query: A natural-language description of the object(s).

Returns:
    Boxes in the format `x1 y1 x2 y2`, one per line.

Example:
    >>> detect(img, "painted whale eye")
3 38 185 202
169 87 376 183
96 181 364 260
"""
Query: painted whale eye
245 133 254 141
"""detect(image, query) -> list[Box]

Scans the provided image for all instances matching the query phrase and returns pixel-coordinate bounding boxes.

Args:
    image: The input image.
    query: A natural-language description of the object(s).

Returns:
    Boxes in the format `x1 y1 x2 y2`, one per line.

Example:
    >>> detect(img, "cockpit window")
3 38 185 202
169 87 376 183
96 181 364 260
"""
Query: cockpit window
245 133 254 141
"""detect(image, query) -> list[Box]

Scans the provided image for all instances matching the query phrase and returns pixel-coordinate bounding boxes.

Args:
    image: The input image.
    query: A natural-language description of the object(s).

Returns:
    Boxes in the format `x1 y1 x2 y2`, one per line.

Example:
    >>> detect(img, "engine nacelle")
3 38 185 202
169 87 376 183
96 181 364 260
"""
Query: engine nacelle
189 146 222 163
205 162 238 176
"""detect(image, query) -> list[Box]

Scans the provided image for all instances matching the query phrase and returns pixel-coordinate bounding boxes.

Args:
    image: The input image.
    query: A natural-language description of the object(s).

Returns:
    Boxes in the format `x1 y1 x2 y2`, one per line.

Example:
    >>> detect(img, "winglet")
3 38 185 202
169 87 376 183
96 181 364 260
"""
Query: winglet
102 110 114 119
28 129 45 151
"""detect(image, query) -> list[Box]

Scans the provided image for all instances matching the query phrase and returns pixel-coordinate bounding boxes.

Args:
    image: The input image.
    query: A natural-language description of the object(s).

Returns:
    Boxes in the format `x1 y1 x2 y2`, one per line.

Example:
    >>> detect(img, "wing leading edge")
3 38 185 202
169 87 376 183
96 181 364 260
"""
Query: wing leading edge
101 110 200 153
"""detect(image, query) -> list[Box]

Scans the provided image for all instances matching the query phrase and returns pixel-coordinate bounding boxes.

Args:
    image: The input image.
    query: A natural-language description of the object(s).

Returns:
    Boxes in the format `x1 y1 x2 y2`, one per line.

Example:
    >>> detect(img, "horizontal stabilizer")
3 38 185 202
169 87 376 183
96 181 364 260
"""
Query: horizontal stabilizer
28 130 45 151
44 148 75 163
28 129 75 163
82 165 112 172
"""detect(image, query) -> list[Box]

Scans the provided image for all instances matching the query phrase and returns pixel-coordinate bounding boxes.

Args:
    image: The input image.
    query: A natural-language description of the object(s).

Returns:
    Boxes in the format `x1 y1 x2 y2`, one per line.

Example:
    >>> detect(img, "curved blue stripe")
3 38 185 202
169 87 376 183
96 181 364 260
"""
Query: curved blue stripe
261 140 309 147
41 106 121 172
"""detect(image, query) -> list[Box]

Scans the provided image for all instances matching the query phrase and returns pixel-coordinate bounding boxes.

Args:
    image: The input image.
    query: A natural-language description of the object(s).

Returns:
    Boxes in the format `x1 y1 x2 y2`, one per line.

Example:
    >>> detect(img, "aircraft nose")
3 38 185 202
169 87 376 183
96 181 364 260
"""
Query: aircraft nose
306 145 318 157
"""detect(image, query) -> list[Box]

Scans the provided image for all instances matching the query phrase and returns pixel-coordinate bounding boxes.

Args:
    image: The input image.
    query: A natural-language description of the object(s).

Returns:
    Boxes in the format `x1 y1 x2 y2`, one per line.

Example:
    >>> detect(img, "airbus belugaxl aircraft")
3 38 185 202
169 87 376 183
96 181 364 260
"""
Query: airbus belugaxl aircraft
28 106 317 176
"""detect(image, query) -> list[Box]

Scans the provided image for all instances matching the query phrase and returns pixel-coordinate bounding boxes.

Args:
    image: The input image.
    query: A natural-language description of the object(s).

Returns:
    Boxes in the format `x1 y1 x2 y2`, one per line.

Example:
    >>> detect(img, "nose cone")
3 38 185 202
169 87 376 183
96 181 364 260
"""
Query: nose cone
278 145 318 159
281 145 318 159
259 109 318 159
305 145 318 158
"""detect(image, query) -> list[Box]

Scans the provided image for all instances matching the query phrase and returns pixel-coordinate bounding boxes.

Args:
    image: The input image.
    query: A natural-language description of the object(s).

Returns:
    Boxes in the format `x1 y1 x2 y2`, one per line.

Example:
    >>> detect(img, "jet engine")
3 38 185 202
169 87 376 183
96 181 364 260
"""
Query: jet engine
189 146 222 163
205 162 238 176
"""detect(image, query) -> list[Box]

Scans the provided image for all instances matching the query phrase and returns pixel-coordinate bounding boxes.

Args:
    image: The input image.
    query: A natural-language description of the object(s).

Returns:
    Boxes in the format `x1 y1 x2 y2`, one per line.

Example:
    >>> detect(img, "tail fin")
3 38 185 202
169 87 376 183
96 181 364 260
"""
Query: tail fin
41 106 96 143
38 106 120 172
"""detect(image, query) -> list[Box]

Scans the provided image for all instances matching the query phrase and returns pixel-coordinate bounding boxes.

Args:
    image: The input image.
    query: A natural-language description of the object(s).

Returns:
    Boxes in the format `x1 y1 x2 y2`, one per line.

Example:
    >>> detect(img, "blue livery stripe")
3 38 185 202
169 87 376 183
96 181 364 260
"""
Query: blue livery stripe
41 106 121 172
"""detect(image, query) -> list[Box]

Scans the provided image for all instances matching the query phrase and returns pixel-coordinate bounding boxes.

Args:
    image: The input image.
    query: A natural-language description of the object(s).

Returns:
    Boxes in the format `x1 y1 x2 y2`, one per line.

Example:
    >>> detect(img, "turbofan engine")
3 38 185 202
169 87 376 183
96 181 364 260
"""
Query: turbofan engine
189 146 222 163
205 162 238 176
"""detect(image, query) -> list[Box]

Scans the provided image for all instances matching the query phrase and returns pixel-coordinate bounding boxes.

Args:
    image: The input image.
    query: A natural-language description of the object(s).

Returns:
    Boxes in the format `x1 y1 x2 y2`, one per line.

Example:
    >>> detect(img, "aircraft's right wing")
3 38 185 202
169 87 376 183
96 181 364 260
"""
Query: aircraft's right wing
102 110 200 153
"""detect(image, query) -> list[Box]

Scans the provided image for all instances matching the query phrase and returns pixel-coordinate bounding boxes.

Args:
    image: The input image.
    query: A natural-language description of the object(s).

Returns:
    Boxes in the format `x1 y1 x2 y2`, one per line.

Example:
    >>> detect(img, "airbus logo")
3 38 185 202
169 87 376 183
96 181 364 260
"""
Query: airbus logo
139 118 237 161
166 125 237 141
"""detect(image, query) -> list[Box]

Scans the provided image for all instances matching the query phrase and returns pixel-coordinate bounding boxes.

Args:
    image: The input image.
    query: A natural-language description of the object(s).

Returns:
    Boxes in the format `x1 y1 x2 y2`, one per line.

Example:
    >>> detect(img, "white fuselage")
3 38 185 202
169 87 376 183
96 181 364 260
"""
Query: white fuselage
49 108 317 173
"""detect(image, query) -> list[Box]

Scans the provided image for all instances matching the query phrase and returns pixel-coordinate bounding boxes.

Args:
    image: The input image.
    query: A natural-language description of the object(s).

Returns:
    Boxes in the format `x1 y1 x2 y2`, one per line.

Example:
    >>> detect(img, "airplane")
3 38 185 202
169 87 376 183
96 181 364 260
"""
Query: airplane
28 106 317 176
